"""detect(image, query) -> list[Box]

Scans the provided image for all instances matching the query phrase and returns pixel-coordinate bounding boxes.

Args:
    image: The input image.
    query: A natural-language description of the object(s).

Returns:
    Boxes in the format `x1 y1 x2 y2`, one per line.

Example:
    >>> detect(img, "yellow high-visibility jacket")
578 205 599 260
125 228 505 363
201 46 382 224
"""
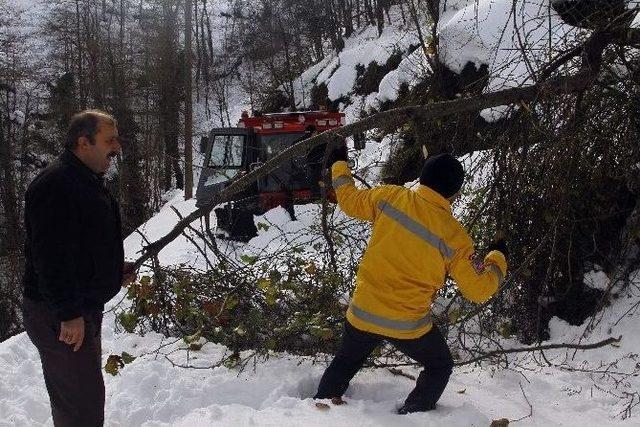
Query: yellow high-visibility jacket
332 161 507 339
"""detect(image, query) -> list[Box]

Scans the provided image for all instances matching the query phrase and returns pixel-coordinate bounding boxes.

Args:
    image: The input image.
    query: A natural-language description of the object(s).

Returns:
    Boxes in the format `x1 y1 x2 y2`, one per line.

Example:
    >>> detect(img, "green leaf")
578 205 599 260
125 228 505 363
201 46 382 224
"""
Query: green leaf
121 352 136 364
320 327 333 340
265 287 278 305
257 222 270 231
183 330 202 345
269 269 282 282
189 342 204 351
224 351 241 369
257 278 271 290
265 338 277 350
126 286 137 300
225 296 238 310
117 312 138 333
309 325 322 338
104 354 124 376
498 322 512 339
240 254 259 265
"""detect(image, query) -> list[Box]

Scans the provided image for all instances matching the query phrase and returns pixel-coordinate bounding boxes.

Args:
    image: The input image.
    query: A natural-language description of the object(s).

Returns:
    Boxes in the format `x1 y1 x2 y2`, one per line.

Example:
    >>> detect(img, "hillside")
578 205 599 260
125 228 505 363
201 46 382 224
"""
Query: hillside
2 1 640 426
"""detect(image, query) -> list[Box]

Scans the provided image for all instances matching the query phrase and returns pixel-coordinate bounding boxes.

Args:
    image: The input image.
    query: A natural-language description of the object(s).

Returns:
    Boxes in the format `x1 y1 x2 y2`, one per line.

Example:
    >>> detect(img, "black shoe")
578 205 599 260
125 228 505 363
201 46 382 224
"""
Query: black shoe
397 402 436 414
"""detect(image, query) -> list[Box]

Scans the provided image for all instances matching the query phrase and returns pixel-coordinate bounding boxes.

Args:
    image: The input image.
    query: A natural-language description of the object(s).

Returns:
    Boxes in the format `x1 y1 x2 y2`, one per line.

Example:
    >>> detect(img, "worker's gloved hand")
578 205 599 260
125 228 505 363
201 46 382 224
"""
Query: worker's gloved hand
326 143 348 167
487 233 508 258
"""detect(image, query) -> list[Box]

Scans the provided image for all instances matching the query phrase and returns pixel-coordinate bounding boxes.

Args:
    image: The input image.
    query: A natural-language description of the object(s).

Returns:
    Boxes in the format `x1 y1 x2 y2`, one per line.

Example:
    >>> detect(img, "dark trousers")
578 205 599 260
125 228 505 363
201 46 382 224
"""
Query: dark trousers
315 321 453 408
23 297 105 427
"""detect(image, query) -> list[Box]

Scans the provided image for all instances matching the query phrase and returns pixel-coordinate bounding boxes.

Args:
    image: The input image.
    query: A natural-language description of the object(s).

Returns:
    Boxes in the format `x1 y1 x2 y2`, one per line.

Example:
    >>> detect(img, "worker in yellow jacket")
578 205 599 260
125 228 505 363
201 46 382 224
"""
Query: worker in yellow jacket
314 149 508 414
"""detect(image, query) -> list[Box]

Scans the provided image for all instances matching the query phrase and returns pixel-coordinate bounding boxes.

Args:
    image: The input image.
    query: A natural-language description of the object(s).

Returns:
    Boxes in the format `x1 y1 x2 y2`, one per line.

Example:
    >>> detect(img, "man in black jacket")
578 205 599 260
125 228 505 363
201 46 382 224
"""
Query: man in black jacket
22 110 133 426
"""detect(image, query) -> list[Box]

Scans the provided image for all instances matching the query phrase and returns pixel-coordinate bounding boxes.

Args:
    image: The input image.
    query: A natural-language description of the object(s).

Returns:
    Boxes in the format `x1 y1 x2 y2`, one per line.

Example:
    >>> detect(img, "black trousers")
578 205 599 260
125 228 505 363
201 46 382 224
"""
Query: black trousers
315 321 453 408
23 297 104 427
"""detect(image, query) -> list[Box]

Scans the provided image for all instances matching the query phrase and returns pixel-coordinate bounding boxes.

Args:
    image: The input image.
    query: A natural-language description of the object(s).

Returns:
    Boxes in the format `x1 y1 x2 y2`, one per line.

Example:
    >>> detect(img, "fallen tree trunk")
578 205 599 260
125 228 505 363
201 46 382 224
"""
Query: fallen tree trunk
131 70 597 268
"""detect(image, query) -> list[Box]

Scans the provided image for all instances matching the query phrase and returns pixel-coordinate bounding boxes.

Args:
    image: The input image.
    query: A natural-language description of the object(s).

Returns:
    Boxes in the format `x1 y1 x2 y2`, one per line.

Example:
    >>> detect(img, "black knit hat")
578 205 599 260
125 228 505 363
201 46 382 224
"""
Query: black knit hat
419 153 465 198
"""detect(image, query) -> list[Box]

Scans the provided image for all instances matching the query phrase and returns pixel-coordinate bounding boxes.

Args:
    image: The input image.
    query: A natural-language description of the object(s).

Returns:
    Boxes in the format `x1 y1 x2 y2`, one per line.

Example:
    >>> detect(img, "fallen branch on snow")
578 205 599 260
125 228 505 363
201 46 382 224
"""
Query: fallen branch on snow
369 335 621 369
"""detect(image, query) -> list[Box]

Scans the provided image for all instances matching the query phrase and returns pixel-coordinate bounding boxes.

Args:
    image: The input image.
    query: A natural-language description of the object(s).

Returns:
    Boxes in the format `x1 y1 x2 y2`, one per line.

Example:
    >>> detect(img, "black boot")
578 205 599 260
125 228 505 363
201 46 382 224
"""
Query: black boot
397 402 436 414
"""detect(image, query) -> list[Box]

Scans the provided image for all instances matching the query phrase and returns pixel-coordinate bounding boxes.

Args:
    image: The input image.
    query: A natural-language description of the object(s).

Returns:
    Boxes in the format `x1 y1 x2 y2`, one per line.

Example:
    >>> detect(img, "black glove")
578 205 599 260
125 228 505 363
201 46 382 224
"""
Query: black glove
487 238 508 258
326 143 348 166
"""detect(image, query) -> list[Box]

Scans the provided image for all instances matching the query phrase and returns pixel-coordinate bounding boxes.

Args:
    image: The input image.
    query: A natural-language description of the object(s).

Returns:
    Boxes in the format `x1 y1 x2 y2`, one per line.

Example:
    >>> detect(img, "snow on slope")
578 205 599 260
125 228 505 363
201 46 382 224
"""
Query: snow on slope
313 19 419 104
439 0 570 81
291 6 424 120
2 211 639 426
290 1 580 126
634 7 640 29
438 0 576 121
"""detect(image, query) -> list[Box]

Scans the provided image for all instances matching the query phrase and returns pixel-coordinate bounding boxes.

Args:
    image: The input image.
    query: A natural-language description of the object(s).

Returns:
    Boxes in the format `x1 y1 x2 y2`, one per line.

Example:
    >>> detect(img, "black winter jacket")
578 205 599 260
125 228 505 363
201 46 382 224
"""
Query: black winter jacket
23 150 124 321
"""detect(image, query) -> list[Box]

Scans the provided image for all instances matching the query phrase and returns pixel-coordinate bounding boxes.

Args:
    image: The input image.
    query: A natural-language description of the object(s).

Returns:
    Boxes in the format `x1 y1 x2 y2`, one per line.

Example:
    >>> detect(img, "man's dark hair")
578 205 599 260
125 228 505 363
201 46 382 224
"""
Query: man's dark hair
65 110 116 150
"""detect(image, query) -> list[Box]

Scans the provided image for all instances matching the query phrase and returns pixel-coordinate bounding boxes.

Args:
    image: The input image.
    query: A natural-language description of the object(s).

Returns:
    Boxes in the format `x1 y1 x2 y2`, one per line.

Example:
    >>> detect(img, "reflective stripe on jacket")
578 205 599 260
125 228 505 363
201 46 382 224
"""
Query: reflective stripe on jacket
332 161 507 339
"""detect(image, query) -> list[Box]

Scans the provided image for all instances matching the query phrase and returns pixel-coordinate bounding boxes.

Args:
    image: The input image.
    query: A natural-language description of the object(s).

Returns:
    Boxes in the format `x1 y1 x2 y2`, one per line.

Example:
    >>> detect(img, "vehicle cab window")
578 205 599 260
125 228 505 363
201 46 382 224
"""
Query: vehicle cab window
209 134 244 167
204 134 245 186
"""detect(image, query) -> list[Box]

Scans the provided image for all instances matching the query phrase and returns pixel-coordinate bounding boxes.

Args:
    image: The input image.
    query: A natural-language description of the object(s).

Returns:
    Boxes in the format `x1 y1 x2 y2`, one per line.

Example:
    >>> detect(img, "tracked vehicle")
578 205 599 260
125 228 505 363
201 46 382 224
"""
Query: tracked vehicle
196 110 363 241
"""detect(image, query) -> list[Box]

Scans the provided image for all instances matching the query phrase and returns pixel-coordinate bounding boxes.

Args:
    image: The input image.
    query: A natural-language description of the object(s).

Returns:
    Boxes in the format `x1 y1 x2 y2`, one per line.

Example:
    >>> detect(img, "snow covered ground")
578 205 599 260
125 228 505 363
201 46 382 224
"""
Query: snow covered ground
1 181 639 425
1 276 639 426
2 240 639 427
2 127 639 426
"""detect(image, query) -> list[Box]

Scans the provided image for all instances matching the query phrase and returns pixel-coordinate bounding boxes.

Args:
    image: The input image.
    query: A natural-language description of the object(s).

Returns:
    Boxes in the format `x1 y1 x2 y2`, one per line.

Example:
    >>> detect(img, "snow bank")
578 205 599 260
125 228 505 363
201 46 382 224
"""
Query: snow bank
292 6 421 113
320 22 417 102
3 274 638 425
123 191 204 269
438 0 573 120
291 1 579 124
0 318 496 426
632 9 640 28
369 48 431 110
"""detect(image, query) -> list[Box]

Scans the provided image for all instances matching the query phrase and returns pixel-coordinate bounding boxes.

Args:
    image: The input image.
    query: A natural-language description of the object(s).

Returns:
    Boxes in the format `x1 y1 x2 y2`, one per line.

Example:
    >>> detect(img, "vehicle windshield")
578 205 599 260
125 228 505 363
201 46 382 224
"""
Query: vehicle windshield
258 132 311 192
261 133 306 160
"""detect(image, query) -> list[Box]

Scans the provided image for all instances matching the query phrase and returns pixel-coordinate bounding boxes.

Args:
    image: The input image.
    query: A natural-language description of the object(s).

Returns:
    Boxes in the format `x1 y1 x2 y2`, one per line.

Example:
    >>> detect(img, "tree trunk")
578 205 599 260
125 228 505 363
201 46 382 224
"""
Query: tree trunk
0 107 21 254
341 0 353 38
375 0 384 35
112 99 147 234
159 2 183 191
74 0 87 109
364 0 375 25
184 0 194 199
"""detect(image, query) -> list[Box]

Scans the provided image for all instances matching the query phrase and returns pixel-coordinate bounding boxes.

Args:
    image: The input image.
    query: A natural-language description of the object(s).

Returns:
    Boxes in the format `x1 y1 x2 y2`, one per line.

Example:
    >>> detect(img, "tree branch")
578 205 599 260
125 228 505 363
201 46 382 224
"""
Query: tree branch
455 335 621 367
370 336 621 369
132 70 597 268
